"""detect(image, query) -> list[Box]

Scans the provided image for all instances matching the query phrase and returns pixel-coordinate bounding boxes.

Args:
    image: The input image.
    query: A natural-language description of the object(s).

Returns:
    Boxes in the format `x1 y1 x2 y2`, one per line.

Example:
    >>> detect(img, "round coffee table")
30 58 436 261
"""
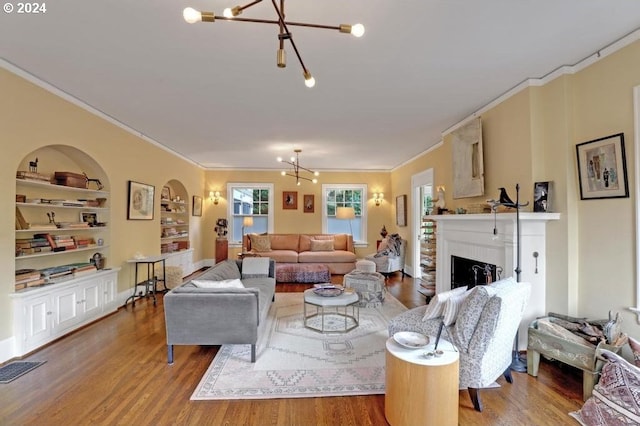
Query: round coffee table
303 287 359 333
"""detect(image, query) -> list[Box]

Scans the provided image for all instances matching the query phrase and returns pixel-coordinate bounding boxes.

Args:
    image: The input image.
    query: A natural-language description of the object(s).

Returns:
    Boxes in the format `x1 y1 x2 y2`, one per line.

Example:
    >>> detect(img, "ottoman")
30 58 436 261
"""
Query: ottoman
276 263 331 283
343 270 386 307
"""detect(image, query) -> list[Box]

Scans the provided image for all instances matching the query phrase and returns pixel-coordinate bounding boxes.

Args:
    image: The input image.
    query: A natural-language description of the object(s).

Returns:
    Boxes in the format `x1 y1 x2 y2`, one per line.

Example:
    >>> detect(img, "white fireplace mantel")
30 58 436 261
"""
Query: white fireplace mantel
427 212 560 347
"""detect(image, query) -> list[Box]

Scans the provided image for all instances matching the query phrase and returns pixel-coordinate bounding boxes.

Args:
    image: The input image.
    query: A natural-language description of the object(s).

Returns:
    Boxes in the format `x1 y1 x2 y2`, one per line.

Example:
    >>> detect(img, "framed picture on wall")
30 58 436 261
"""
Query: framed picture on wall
576 133 629 200
283 191 297 209
127 180 155 220
303 194 314 213
192 195 202 216
396 194 407 227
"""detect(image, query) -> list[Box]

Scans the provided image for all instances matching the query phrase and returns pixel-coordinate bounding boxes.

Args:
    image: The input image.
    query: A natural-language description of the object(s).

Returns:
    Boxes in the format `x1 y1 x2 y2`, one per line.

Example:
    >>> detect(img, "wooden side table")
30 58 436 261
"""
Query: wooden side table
215 238 228 263
385 337 459 426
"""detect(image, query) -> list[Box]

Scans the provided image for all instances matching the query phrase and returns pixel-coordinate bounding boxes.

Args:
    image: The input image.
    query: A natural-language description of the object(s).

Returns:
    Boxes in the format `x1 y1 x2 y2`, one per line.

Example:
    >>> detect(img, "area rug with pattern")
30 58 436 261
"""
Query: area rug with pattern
190 292 407 400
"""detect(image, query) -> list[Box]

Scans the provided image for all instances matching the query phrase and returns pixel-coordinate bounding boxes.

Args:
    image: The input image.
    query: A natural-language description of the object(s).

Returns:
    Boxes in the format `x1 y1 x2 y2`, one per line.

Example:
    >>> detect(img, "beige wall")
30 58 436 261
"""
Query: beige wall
391 40 640 338
0 69 205 341
571 41 640 324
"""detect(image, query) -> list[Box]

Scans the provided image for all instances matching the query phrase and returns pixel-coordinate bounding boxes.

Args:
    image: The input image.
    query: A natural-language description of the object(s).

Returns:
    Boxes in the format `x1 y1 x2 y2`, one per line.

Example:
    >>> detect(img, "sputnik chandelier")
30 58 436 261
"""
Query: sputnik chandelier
277 149 319 185
182 0 365 88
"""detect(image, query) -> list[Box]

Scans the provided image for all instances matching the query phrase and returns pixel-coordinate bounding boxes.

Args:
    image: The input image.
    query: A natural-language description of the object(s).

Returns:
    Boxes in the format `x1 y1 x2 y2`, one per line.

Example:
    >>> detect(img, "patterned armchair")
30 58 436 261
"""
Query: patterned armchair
388 277 531 411
365 234 406 277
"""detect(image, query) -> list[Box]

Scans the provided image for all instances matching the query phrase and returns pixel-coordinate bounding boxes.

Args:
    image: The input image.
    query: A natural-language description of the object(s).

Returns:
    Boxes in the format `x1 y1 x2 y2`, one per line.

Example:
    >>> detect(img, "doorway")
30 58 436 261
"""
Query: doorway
411 169 434 279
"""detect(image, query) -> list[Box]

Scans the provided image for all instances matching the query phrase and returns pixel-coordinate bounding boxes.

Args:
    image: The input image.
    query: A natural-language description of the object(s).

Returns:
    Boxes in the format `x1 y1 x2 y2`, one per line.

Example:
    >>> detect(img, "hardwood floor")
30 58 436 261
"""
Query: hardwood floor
0 273 585 425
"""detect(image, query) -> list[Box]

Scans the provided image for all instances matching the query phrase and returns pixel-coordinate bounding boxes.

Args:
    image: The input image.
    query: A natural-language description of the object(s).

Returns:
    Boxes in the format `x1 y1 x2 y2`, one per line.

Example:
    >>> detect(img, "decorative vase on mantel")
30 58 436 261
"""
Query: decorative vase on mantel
380 225 388 238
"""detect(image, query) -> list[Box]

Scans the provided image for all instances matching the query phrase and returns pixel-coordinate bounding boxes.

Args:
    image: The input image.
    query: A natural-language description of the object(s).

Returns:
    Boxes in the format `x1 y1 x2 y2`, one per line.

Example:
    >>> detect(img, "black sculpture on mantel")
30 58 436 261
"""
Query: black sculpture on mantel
496 184 530 372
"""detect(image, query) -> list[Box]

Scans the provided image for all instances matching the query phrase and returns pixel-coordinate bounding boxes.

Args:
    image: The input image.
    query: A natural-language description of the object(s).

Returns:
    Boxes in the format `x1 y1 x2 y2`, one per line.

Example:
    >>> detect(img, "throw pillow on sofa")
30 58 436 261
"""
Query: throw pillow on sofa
442 289 473 326
192 278 245 289
570 350 640 425
250 234 271 252
422 286 468 321
242 257 270 278
310 239 334 251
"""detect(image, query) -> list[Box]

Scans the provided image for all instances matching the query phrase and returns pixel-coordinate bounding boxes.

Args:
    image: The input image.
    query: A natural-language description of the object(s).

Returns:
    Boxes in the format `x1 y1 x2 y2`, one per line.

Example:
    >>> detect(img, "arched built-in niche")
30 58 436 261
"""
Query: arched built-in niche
13 145 119 358
160 179 190 254
15 144 111 273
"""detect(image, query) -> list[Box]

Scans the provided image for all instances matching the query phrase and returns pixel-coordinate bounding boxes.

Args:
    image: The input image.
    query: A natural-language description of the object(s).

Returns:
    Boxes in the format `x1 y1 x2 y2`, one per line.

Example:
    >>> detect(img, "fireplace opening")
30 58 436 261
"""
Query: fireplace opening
451 255 497 289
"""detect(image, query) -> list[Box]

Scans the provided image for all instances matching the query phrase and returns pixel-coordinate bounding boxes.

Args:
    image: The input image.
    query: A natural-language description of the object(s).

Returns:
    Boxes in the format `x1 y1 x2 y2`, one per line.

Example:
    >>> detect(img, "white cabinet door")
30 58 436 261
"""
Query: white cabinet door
52 285 81 333
102 275 117 313
81 279 102 319
23 293 53 350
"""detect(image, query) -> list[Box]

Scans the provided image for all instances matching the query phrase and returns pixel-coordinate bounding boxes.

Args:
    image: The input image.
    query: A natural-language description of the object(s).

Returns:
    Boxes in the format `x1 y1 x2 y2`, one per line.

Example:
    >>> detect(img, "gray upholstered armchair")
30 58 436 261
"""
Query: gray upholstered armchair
388 277 531 411
365 234 406 277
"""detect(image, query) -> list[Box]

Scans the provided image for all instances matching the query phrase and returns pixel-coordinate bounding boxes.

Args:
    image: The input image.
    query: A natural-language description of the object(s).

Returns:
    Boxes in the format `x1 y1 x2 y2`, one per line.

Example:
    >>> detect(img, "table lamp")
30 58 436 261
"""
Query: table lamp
242 216 254 253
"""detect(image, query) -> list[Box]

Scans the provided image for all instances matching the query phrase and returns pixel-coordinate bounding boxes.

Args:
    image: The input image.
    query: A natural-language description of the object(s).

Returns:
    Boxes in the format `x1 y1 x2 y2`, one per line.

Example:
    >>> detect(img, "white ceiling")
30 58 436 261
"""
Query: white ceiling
2 1 640 172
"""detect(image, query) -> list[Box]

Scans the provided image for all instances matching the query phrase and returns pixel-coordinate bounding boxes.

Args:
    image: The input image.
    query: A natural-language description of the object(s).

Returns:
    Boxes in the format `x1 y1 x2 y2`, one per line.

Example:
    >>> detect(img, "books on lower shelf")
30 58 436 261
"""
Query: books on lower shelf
16 233 97 257
14 268 45 290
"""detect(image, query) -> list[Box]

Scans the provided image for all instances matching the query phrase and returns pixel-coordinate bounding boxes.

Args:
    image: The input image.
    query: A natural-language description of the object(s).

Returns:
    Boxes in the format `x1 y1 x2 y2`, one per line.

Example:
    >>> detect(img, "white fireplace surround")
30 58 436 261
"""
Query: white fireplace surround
428 212 560 347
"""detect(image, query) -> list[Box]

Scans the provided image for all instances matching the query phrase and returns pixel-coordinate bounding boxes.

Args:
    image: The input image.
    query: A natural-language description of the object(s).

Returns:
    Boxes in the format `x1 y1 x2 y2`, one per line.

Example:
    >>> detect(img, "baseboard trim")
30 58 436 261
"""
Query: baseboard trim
0 336 16 364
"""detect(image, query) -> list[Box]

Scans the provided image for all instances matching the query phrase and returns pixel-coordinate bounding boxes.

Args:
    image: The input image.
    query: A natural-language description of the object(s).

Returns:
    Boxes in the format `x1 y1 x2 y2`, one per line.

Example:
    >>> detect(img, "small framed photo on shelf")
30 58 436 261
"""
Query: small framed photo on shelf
127 180 155 220
80 211 98 226
192 195 202 217
161 186 172 201
576 133 629 200
283 191 297 210
303 194 314 213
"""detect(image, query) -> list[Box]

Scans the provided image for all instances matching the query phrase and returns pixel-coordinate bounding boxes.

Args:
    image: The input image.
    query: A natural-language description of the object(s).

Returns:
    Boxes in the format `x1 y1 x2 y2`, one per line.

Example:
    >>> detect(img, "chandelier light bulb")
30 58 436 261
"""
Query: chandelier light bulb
280 171 286 176
291 156 296 162
303 71 316 88
351 23 365 37
297 181 301 186
277 156 283 162
183 7 202 23
312 178 318 184
314 171 320 177
223 8 233 18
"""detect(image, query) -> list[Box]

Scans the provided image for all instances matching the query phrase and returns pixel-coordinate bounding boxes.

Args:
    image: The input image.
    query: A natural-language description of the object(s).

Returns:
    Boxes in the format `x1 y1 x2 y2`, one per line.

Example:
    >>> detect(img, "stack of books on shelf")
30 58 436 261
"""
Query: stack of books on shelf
15 236 53 257
16 170 52 183
52 235 77 251
40 265 74 283
58 222 91 229
49 200 85 207
28 223 59 231
72 237 95 248
69 263 98 278
15 269 44 290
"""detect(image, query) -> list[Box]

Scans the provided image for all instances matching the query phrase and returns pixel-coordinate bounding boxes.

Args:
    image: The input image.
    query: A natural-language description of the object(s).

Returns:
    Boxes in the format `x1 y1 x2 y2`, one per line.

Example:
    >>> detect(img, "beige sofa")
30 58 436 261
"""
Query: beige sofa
244 233 357 274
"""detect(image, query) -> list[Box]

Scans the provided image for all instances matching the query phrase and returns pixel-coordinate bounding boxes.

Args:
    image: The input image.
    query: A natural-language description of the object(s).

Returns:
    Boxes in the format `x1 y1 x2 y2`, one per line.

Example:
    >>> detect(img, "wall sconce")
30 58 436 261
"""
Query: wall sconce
209 191 221 205
373 192 384 206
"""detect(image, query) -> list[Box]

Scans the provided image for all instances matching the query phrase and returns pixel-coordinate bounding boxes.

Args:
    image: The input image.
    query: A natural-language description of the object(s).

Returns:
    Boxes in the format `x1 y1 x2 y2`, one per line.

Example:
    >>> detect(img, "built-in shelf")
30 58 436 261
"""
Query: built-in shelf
17 202 108 211
15 244 109 260
16 227 109 234
16 178 109 196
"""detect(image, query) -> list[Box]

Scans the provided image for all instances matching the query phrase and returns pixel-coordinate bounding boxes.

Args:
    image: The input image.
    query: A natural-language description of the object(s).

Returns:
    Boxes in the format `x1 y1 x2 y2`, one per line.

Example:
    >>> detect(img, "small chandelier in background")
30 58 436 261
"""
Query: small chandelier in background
182 0 364 88
277 149 319 186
